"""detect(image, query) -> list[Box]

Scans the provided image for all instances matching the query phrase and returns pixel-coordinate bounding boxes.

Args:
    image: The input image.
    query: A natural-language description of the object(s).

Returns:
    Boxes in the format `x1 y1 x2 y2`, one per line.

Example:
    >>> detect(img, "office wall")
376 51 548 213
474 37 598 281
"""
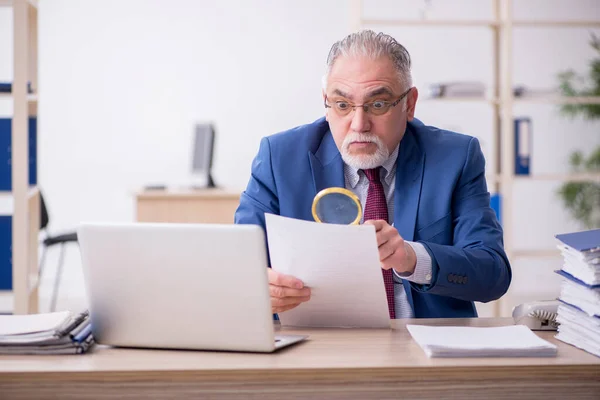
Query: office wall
0 0 598 313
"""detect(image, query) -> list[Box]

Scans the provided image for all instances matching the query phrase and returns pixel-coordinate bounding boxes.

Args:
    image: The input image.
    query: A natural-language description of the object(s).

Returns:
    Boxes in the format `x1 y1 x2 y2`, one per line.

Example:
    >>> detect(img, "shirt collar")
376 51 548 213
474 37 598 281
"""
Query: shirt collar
345 144 400 189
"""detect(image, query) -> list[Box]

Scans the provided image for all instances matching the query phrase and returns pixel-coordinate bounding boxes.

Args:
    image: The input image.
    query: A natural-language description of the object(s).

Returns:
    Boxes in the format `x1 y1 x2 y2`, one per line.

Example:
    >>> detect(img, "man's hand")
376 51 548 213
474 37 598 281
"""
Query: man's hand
364 220 417 275
268 269 311 314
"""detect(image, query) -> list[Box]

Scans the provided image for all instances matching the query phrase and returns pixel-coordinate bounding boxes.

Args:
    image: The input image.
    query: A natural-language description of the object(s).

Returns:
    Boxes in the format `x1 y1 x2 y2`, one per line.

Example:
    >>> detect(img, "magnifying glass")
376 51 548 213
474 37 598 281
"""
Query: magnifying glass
311 187 362 225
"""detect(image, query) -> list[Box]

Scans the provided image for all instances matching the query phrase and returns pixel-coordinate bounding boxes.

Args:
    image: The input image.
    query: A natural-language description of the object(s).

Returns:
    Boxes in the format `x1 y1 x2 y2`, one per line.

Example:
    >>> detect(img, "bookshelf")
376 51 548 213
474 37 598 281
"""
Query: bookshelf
0 0 40 314
351 0 600 316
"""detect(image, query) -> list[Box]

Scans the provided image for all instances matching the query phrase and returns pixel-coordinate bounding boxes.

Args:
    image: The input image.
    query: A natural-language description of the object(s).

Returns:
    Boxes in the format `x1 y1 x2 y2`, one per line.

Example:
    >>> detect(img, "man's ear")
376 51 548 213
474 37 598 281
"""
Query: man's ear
322 89 329 121
406 87 418 121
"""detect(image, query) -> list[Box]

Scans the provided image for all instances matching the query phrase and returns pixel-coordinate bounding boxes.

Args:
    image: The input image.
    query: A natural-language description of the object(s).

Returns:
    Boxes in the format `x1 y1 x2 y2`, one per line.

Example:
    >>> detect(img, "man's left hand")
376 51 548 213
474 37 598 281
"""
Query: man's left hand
364 220 417 275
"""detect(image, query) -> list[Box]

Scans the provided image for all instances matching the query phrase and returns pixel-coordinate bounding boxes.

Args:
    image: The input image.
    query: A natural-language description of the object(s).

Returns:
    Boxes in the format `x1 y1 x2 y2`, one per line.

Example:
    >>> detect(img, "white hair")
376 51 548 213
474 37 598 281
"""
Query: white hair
322 30 413 92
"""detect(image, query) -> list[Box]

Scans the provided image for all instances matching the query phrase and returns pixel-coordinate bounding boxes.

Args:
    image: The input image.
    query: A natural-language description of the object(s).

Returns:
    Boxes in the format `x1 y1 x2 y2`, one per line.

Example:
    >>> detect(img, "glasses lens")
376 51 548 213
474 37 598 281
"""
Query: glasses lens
368 101 390 116
334 101 352 116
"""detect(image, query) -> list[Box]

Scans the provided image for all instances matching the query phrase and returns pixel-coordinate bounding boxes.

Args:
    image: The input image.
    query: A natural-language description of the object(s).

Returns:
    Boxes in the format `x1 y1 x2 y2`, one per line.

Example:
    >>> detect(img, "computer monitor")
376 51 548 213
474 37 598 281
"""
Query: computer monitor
191 123 216 188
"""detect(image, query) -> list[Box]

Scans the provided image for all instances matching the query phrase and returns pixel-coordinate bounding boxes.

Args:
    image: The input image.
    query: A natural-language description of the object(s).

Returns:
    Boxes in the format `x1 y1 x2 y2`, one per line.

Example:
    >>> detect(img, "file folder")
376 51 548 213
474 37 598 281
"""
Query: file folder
556 229 600 254
514 117 532 175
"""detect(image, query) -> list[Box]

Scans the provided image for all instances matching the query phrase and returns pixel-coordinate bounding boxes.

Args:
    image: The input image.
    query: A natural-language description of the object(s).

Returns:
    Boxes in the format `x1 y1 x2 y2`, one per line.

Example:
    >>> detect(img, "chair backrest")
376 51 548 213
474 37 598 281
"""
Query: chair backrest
39 190 49 231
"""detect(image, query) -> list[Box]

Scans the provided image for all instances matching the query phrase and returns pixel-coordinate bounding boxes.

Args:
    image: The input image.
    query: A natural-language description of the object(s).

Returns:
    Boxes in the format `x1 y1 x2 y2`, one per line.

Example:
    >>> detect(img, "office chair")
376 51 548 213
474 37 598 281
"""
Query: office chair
38 191 78 312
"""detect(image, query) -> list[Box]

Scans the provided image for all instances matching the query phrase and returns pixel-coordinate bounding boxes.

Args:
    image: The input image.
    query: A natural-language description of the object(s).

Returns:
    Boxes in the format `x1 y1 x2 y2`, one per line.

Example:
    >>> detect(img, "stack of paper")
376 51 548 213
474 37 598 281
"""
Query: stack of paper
555 229 600 357
407 325 557 358
0 310 94 354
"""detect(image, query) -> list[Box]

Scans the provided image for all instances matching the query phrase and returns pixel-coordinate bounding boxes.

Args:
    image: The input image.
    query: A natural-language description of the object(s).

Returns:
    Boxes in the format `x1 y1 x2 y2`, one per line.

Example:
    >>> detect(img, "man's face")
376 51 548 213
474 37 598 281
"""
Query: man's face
324 55 418 170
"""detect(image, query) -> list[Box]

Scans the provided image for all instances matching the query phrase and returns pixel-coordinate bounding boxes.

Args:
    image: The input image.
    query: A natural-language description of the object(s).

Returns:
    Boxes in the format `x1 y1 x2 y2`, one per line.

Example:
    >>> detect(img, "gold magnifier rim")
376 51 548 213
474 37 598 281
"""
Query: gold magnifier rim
311 187 362 225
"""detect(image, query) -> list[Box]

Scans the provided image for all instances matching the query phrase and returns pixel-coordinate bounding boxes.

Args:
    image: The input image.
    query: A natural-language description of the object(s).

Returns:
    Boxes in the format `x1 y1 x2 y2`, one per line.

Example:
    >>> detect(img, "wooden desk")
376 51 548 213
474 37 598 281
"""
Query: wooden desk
136 188 241 224
1 318 599 399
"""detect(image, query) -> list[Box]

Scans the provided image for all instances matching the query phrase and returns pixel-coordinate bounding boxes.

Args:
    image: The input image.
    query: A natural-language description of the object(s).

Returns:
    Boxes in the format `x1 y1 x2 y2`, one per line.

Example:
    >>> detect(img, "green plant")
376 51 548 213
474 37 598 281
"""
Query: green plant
557 149 600 229
556 33 600 229
558 33 600 120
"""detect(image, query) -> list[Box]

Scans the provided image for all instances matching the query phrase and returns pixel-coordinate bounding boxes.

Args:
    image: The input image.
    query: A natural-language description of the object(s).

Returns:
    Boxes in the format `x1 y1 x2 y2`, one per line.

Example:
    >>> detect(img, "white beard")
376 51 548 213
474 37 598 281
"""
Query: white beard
340 132 390 170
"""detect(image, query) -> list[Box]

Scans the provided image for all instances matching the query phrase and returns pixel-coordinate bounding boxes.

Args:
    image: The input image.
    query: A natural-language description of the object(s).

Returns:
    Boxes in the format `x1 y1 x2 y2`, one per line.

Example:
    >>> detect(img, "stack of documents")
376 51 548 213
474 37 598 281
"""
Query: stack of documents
407 325 557 358
0 310 94 354
555 229 600 357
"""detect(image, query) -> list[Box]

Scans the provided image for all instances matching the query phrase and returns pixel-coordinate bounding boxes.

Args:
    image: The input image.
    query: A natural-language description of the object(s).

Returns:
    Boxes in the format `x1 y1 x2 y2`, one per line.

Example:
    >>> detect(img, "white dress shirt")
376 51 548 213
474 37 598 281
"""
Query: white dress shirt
343 144 433 318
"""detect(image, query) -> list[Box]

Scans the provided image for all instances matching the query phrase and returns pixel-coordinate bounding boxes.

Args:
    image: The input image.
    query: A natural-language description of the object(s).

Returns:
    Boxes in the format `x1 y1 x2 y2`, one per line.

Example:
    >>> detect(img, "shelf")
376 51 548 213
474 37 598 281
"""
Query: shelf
0 92 38 102
514 96 600 105
361 19 499 28
0 0 37 8
513 173 600 183
511 249 561 258
361 19 600 29
513 20 600 28
421 96 600 105
490 174 599 183
422 97 499 104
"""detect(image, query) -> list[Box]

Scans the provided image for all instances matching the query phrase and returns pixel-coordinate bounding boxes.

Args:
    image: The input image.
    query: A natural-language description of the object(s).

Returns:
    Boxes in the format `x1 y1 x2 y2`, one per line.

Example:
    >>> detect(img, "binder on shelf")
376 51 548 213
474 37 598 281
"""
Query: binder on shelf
514 117 532 175
490 193 501 224
0 117 38 191
0 216 11 290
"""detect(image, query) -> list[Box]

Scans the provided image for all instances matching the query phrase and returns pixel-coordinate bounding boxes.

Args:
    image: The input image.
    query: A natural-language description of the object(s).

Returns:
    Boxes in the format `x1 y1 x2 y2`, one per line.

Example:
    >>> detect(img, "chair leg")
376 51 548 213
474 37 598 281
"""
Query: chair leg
38 245 48 279
50 244 66 312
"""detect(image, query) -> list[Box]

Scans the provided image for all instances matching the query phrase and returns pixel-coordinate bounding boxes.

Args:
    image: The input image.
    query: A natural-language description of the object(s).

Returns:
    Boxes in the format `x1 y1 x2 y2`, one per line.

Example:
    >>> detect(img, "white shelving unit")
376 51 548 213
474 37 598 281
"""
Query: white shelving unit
0 0 40 314
351 0 600 316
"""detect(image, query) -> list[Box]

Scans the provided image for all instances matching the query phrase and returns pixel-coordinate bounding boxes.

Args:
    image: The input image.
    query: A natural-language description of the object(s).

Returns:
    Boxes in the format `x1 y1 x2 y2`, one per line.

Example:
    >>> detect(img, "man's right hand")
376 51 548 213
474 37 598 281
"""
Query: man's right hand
268 268 311 314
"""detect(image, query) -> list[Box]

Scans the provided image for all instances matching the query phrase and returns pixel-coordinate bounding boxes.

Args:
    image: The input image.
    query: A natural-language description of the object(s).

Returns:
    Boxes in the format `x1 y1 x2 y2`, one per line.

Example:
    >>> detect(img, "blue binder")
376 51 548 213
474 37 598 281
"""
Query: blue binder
514 117 532 175
490 193 501 224
555 269 600 289
555 229 600 254
0 216 12 290
0 117 37 190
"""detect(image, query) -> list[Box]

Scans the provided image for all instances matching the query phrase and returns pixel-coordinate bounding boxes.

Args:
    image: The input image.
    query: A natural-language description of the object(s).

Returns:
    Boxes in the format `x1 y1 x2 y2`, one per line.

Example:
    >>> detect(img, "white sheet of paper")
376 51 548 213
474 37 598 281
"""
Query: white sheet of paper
406 325 558 357
265 213 390 328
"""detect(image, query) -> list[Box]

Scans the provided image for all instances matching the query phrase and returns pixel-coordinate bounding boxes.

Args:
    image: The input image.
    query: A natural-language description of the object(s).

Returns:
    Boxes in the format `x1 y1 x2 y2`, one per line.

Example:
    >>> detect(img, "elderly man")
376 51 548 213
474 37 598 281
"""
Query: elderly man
235 30 511 319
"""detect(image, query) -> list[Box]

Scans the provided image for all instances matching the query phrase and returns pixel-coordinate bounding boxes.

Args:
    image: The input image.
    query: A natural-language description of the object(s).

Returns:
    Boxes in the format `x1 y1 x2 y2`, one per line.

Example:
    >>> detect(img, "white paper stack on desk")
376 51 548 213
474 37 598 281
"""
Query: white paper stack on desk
555 229 600 357
0 310 94 354
407 325 557 358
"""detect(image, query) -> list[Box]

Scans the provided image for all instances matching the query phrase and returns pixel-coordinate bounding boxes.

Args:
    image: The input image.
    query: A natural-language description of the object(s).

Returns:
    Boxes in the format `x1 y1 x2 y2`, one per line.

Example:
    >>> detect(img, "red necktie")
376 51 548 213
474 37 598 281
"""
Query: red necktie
362 168 395 319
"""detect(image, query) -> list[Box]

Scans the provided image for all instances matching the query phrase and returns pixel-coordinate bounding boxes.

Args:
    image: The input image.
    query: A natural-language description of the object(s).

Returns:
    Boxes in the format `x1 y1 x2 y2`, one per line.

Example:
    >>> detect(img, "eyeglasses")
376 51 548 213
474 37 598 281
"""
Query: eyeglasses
324 87 413 117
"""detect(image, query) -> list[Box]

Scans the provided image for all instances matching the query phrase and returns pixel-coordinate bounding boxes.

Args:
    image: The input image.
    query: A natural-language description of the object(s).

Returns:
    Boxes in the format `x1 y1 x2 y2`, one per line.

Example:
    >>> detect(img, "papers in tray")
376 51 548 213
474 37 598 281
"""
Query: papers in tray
406 325 557 358
0 310 94 354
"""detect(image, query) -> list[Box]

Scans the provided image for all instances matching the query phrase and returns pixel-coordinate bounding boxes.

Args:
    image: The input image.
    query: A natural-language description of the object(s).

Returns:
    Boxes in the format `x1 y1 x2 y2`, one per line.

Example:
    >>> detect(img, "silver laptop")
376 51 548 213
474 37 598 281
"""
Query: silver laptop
77 222 307 352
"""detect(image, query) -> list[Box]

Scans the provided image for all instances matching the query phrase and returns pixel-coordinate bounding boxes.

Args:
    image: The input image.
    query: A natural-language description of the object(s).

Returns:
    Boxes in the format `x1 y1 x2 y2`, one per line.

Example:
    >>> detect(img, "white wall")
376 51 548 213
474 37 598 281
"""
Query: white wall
0 0 599 313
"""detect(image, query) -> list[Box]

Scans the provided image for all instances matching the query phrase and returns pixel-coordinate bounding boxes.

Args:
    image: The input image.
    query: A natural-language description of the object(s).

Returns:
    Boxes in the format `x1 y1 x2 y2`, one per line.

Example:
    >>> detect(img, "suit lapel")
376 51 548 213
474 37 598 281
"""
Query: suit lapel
394 125 425 314
309 130 345 196
394 125 425 242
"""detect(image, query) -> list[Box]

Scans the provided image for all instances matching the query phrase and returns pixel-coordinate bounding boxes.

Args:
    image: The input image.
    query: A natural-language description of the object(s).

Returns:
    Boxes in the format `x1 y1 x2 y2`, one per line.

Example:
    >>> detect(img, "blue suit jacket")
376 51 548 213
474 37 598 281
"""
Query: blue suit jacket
235 117 511 318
